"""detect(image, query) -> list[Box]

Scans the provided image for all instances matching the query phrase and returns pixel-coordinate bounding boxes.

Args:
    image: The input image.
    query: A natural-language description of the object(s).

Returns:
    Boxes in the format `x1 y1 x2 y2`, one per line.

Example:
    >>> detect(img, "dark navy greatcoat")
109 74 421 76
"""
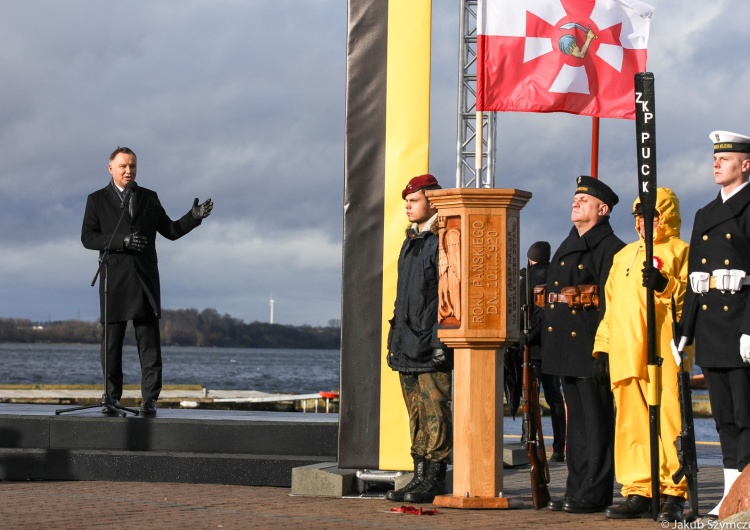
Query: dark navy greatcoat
542 217 625 378
81 182 201 323
681 185 750 368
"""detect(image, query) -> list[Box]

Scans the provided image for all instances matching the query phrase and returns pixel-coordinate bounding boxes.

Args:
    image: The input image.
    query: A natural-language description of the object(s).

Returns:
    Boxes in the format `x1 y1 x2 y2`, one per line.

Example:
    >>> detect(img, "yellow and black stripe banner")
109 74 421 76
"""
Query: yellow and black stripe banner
340 0 432 470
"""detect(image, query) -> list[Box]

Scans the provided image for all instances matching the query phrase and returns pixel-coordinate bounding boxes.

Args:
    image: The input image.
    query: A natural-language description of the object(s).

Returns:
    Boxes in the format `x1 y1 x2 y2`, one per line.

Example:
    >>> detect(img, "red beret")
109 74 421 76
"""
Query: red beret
402 174 439 199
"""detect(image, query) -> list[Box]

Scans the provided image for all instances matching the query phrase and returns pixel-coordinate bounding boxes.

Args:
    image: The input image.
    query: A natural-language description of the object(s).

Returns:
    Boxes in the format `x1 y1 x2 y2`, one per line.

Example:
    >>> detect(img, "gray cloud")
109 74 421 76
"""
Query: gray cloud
0 1 748 325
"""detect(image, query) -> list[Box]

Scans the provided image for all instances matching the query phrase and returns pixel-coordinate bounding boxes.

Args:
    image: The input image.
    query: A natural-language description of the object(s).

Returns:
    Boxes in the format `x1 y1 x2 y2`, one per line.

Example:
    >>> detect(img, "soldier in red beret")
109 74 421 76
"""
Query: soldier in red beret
385 174 453 504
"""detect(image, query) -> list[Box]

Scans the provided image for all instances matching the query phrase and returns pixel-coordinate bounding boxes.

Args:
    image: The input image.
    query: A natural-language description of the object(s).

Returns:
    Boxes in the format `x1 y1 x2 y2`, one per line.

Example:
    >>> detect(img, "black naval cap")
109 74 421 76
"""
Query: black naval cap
527 241 550 263
710 130 750 153
575 175 619 210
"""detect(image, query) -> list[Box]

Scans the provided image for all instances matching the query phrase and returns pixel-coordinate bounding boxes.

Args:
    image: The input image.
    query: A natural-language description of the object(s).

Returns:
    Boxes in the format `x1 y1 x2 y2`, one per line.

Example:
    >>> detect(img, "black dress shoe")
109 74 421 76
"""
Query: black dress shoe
657 495 685 523
140 398 157 415
101 397 121 413
563 498 605 514
604 495 652 519
550 452 565 462
548 497 566 511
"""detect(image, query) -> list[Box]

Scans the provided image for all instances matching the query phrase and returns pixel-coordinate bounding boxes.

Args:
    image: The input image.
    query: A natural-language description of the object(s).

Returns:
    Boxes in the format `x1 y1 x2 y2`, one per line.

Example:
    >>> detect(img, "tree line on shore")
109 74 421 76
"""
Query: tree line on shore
0 308 341 349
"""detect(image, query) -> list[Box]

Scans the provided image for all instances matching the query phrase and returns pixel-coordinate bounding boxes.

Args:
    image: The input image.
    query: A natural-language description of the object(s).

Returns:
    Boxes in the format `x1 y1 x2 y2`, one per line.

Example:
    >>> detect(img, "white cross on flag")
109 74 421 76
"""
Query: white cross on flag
477 0 654 119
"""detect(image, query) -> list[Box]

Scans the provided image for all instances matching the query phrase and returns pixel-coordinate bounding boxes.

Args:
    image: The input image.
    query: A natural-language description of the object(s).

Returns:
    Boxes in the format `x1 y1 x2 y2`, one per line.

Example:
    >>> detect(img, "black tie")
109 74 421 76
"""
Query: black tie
122 189 134 217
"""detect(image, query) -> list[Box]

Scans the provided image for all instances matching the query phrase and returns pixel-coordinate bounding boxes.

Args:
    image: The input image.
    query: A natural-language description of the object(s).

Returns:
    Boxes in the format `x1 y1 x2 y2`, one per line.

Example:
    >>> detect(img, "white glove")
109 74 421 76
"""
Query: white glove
670 336 688 367
741 334 750 364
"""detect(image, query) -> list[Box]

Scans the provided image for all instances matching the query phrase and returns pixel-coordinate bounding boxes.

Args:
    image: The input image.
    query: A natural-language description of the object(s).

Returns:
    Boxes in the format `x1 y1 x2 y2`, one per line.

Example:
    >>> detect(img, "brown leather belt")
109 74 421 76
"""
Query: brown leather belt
547 293 569 304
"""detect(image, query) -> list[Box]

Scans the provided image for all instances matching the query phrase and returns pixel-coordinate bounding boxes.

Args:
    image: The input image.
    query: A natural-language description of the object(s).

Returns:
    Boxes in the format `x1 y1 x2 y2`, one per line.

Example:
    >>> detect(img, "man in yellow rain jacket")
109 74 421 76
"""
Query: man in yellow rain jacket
593 188 691 522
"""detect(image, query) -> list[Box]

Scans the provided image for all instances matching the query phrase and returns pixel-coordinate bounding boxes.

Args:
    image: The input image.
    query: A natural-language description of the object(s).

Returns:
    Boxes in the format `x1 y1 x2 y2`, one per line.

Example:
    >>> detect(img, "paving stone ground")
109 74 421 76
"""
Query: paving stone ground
0 461 725 529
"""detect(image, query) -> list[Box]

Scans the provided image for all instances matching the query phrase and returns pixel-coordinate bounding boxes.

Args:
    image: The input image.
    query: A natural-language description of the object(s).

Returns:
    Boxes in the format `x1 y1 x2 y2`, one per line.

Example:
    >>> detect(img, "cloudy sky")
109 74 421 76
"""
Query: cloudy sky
1 1 748 326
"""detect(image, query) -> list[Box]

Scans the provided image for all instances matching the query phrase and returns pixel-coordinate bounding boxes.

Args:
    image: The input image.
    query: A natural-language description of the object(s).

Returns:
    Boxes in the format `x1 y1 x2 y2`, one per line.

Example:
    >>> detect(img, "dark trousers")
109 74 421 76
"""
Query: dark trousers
561 375 615 507
532 359 566 455
522 360 567 455
101 318 162 401
541 374 567 454
704 367 750 470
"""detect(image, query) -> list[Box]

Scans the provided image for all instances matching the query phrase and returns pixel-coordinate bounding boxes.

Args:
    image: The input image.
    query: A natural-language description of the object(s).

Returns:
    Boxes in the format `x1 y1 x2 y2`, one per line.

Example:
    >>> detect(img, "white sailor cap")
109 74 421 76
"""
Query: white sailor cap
710 130 750 153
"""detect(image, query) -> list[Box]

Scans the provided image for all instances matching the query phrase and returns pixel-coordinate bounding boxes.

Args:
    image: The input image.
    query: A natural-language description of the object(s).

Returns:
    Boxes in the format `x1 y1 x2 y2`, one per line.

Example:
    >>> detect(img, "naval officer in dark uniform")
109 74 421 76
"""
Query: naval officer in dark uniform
542 176 625 513
678 131 750 517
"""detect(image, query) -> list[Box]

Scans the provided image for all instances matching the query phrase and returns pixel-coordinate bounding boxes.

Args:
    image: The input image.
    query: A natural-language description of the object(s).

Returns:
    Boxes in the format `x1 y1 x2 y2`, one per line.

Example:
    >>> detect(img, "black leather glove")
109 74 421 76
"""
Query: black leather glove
123 233 148 253
191 198 213 220
642 262 668 292
432 348 449 371
592 352 610 386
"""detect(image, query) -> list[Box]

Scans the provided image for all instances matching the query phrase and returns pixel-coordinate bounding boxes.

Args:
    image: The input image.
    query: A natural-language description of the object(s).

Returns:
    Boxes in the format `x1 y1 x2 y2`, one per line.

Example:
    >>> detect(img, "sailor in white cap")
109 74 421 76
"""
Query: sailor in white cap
678 130 750 518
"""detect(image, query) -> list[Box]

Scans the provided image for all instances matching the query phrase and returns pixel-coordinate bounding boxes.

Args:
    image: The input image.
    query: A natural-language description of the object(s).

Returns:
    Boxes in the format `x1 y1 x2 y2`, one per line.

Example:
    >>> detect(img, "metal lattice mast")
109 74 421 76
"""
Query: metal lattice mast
455 0 496 189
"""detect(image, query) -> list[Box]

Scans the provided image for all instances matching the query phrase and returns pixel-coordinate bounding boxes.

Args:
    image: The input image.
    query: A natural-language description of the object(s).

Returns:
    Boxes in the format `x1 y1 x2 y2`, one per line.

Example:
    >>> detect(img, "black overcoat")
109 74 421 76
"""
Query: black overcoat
81 182 201 322
681 186 750 368
541 218 625 378
520 262 548 362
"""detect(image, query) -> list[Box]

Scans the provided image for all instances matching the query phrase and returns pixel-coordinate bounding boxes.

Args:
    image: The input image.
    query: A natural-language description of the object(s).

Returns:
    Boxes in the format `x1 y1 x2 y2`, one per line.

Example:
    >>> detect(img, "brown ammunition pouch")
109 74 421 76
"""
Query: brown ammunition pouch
579 284 599 309
547 284 599 309
533 285 547 308
560 286 581 308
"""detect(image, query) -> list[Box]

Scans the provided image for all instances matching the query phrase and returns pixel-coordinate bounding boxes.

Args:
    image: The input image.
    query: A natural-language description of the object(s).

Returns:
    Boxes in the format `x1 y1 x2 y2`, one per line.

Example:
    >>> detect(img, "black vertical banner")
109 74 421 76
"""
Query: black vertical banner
341 1 433 470
340 0 389 469
635 71 661 520
635 72 657 220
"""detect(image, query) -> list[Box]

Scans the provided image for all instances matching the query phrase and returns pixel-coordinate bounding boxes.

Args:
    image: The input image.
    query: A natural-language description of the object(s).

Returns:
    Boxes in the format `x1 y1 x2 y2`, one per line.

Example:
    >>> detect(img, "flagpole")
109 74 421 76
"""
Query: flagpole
591 117 600 178
476 111 483 187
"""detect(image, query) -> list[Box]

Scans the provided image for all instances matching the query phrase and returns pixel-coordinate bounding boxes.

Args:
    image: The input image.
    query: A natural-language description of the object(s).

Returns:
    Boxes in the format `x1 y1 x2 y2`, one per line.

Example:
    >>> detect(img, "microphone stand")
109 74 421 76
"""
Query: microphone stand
57 190 140 417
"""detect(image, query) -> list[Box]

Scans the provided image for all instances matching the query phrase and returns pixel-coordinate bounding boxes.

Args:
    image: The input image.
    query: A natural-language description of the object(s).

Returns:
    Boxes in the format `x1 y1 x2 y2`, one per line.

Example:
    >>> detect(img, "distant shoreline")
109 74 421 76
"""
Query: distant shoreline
0 309 341 349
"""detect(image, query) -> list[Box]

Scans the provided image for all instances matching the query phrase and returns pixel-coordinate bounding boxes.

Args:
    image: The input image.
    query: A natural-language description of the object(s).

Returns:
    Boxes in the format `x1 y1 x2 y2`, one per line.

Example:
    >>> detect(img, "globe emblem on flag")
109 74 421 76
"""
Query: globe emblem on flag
524 8 636 98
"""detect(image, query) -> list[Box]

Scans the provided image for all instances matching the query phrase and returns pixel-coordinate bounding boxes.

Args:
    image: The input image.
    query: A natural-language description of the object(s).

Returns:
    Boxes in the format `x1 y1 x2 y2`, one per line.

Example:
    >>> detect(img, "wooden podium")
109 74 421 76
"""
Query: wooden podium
426 188 531 509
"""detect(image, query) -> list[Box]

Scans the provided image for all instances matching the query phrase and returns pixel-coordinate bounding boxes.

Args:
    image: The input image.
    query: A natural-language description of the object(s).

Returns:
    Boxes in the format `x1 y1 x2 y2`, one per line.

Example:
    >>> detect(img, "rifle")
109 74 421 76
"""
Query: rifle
521 259 551 509
671 295 699 521
635 72 662 520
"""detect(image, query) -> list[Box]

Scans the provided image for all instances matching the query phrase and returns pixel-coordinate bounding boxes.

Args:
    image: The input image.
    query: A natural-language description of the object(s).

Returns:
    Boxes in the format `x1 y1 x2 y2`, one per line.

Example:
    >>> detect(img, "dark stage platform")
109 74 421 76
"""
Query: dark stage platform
0 404 338 486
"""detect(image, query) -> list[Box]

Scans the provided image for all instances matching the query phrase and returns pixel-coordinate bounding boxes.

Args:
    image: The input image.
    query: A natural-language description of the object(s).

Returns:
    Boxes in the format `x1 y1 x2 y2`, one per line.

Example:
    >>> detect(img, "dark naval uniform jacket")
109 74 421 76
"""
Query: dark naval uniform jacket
520 262 549 363
542 217 625 377
681 185 750 368
81 182 202 323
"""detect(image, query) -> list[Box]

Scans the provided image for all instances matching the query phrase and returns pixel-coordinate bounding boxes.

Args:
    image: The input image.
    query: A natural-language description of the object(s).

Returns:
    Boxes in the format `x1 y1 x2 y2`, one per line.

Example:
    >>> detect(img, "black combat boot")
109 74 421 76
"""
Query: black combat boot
657 495 685 523
403 460 448 504
385 456 426 502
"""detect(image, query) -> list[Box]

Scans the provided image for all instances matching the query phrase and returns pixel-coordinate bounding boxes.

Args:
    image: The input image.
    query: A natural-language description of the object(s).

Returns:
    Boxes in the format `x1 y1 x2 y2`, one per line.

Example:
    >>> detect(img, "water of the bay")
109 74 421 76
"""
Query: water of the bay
0 343 720 458
0 343 340 394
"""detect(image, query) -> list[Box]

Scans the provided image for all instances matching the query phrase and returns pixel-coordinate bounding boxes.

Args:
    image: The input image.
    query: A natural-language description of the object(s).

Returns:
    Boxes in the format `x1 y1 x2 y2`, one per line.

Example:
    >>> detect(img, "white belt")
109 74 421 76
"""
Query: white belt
690 269 750 294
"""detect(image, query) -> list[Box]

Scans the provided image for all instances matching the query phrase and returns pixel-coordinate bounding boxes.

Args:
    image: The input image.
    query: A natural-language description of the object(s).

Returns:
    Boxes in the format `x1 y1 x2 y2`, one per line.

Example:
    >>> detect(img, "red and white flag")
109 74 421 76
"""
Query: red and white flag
477 0 654 119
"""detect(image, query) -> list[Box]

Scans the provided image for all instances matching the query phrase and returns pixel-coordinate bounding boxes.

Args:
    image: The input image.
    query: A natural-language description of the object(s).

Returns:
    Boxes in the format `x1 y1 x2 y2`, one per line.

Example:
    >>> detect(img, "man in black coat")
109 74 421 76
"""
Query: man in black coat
678 130 750 517
520 241 566 462
81 146 213 415
542 176 625 513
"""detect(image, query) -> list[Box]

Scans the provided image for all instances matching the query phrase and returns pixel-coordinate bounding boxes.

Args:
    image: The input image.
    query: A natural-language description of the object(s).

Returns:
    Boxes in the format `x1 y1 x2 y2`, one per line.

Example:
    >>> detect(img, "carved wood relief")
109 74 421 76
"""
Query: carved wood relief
438 215 461 328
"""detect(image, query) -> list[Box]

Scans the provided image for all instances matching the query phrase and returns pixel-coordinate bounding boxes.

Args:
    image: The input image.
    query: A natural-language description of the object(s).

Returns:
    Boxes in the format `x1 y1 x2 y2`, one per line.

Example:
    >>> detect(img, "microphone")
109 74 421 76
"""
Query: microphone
121 181 136 209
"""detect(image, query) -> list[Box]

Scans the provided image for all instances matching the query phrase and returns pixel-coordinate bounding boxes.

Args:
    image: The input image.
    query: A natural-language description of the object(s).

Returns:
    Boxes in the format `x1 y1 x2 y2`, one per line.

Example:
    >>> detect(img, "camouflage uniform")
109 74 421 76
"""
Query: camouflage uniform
399 371 452 462
387 216 453 462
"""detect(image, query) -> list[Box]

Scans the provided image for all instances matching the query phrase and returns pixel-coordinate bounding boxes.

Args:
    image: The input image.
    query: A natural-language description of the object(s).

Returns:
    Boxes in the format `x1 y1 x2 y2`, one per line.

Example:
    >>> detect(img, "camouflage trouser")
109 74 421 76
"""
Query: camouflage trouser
399 371 452 462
